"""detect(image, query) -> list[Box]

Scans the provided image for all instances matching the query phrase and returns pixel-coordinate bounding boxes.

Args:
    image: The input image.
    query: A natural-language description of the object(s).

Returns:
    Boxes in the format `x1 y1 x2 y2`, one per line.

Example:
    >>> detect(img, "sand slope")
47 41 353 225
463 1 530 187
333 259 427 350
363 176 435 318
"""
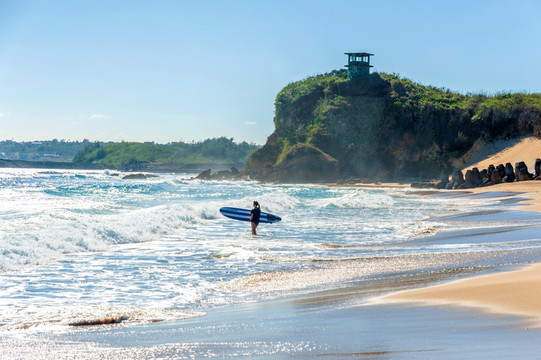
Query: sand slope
459 136 541 211
461 137 541 173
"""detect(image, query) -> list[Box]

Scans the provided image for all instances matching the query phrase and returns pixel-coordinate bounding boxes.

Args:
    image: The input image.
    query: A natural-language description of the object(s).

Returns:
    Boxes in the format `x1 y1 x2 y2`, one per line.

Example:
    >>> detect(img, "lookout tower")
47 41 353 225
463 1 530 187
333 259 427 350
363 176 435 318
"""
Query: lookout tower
344 52 373 80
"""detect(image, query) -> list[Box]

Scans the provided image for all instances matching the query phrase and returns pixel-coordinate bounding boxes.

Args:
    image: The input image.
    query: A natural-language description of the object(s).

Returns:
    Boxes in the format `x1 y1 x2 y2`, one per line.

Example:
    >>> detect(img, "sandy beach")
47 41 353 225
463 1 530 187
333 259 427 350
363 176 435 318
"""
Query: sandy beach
381 262 541 328
378 137 541 328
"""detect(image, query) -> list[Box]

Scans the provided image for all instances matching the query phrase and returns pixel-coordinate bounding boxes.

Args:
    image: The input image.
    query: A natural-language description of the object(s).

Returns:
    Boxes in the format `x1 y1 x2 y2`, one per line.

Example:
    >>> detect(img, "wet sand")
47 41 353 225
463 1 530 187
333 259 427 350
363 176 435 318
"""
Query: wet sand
2 289 541 360
326 175 541 330
466 181 541 212
327 178 541 331
376 183 541 333
398 137 541 328
380 262 541 328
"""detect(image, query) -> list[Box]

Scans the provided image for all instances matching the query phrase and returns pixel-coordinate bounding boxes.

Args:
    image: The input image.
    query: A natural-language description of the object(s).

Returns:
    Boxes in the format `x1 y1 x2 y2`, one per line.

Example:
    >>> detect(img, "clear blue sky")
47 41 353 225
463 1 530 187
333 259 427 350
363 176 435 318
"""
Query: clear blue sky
1 0 540 144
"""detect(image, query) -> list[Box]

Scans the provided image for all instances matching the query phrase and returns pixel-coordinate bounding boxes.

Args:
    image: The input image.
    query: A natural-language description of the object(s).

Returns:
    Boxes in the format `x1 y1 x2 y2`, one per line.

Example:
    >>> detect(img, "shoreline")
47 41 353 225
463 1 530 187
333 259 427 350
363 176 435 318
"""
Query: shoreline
333 180 541 211
465 181 541 212
379 262 541 328
373 180 541 328
323 179 541 328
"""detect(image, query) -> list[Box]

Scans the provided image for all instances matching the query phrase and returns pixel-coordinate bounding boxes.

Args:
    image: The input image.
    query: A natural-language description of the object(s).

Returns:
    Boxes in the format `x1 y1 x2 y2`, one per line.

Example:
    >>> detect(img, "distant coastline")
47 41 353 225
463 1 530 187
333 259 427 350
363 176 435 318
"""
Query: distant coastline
0 159 244 174
0 159 106 170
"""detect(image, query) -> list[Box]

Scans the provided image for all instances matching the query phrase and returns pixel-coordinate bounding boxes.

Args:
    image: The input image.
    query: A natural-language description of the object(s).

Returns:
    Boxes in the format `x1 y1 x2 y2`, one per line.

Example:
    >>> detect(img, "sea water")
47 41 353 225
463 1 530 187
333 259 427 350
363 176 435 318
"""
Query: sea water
1 168 541 334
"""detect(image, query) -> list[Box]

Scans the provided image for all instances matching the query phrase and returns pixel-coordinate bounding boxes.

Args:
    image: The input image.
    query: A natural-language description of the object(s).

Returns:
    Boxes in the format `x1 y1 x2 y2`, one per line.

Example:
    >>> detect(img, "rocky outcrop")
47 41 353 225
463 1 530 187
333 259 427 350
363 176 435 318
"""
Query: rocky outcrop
242 68 541 184
195 169 211 180
193 167 249 181
122 173 159 180
266 144 339 183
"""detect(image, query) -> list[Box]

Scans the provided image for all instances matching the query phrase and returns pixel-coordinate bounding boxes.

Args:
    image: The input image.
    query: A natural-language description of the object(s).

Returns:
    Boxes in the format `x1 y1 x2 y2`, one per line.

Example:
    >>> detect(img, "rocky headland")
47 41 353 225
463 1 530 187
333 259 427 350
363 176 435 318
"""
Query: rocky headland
237 70 541 184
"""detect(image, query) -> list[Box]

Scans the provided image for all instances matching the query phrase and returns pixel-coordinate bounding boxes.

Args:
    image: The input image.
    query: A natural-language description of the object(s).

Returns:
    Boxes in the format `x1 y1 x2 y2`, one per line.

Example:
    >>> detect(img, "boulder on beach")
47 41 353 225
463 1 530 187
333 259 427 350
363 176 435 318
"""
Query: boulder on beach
503 163 515 182
461 167 482 188
446 169 465 189
490 165 503 184
515 161 532 181
435 169 449 189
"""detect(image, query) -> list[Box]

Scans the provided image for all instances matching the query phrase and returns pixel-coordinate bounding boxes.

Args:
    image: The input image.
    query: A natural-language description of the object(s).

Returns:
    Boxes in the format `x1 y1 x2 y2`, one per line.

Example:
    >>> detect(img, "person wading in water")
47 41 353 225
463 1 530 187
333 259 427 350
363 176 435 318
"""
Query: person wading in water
249 201 261 235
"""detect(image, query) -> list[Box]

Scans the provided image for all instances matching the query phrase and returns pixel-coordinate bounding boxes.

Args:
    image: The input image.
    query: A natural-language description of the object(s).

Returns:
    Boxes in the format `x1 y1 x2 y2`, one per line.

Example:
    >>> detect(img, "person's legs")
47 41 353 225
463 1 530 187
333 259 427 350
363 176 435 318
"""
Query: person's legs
251 222 258 235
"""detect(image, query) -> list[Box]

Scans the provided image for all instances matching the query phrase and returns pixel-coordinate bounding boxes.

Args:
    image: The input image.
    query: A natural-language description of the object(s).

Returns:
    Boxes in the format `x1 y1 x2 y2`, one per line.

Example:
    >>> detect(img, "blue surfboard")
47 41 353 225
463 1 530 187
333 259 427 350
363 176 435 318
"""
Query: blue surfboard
219 207 281 224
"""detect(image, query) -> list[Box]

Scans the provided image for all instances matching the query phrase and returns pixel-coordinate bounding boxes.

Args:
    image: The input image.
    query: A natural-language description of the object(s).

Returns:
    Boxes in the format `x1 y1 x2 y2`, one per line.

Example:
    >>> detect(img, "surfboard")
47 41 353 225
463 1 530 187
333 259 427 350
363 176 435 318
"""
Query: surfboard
219 207 282 223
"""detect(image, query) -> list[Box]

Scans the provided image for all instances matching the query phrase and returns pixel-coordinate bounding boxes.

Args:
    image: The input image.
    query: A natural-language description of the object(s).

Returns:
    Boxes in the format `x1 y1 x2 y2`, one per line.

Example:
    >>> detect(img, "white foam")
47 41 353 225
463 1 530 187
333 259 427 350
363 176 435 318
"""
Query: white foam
0 203 209 271
4 168 522 336
306 188 395 209
0 304 204 333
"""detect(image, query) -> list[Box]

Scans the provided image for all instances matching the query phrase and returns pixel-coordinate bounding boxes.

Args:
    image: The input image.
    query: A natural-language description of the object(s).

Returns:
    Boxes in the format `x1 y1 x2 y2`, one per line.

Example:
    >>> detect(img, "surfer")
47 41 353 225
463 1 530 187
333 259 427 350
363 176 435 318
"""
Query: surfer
249 201 261 235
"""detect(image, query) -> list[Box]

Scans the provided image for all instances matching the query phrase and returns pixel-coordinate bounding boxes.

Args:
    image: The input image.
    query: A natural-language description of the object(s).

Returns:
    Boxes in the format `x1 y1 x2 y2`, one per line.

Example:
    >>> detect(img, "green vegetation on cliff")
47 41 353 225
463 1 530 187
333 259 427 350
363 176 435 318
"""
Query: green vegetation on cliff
246 70 541 182
74 137 259 170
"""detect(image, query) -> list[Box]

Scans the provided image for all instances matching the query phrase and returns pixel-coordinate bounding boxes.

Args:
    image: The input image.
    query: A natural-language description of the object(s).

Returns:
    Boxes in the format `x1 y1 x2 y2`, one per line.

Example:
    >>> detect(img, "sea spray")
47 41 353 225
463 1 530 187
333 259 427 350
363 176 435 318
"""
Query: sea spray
2 168 540 332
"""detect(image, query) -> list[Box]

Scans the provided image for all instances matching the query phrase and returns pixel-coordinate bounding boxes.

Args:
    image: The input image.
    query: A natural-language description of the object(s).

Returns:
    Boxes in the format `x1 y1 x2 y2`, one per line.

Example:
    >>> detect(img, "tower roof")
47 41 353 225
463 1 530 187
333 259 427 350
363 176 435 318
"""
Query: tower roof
344 52 373 56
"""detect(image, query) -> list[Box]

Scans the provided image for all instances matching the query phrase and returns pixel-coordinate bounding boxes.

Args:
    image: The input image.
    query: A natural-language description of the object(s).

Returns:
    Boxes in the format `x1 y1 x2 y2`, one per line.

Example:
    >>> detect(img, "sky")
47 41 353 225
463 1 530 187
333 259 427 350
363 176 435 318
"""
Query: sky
1 0 541 145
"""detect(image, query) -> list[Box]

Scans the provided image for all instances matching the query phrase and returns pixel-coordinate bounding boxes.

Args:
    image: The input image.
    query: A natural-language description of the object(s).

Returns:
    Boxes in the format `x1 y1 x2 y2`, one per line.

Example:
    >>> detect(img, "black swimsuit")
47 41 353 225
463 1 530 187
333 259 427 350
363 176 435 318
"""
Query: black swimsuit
251 208 261 224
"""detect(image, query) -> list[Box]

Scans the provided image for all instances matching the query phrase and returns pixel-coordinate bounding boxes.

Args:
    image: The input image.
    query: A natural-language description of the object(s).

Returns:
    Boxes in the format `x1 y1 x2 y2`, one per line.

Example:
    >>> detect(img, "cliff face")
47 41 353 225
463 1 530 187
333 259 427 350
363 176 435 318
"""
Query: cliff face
245 71 541 183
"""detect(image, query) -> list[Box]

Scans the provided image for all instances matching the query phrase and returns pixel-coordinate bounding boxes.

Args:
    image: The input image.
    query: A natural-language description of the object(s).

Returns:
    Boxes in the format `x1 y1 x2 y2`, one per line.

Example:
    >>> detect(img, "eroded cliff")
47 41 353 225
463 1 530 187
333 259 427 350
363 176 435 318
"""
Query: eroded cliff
244 70 541 183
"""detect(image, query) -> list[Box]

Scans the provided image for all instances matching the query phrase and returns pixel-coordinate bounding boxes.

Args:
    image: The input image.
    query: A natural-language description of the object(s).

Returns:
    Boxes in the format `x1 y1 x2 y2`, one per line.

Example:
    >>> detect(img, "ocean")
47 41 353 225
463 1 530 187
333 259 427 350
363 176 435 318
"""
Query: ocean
1 168 541 359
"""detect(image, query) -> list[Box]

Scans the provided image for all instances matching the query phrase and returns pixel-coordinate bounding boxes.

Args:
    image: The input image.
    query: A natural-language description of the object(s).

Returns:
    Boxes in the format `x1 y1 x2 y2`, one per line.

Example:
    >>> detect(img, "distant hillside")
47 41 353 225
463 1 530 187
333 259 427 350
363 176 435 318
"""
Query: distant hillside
74 137 260 171
244 70 541 183
0 139 95 162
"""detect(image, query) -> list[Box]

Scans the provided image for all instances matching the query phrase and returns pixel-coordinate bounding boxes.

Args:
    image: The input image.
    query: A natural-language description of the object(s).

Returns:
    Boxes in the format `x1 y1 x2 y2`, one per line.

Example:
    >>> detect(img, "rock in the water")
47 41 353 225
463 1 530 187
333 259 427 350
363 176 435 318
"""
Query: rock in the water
122 173 159 180
212 170 234 180
195 169 212 180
